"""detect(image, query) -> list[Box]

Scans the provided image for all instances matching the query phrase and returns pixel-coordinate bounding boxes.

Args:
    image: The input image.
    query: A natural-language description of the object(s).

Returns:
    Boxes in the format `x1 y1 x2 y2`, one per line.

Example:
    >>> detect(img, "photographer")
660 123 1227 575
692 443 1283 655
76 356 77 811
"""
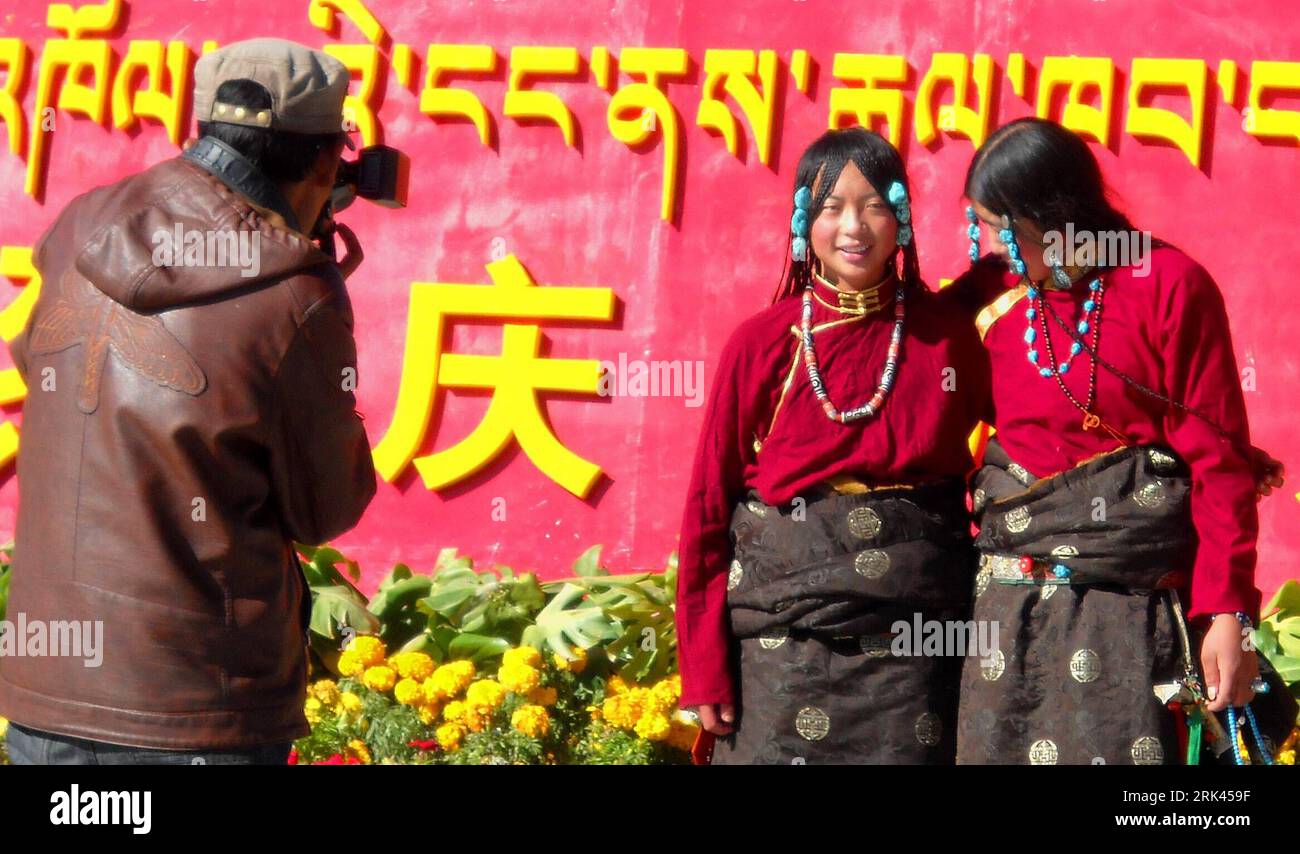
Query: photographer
0 38 377 764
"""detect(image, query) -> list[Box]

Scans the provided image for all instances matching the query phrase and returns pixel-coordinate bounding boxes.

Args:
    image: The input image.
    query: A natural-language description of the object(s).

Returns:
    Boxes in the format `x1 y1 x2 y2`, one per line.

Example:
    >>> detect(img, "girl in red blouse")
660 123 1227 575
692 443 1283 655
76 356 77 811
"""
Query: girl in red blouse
676 127 989 764
948 117 1293 765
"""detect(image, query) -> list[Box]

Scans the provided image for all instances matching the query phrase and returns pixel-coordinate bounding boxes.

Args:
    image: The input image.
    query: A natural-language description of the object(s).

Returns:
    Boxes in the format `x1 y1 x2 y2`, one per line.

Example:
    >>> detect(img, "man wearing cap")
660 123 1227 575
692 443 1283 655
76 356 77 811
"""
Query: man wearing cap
0 39 377 764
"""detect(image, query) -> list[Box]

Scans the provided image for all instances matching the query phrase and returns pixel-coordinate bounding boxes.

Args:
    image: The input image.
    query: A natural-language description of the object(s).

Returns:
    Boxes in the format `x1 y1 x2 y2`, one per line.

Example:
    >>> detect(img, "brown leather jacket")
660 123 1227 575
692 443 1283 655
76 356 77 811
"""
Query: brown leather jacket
0 155 377 749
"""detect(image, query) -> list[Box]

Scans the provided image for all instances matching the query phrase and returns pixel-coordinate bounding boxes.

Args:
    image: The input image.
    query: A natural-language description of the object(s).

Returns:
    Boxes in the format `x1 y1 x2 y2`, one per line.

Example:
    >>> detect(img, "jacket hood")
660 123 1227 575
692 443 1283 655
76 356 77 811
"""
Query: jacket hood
42 157 331 312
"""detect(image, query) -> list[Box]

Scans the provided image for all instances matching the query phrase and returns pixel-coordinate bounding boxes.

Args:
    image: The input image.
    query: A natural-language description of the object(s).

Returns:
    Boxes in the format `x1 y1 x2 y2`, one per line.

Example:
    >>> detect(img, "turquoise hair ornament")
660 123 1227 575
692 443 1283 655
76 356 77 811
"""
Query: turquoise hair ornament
999 219 1028 277
791 186 813 262
886 181 912 247
965 206 980 263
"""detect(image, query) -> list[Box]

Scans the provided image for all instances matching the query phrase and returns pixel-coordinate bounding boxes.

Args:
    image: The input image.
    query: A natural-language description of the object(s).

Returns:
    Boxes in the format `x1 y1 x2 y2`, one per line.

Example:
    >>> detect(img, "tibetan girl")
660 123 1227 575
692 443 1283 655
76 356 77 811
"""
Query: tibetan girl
675 127 989 764
948 117 1294 765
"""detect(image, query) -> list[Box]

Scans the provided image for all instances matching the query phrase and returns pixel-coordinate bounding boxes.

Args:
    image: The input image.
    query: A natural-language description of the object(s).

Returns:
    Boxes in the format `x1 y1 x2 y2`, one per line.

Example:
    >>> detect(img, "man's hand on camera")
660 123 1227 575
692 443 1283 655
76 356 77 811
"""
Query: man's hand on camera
334 222 364 280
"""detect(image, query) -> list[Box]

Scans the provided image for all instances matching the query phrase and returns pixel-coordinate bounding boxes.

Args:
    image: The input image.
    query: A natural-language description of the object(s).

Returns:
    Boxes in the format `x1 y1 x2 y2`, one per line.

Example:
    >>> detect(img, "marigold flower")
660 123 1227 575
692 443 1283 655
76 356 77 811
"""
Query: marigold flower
394 677 423 707
436 723 465 751
362 665 397 693
499 662 541 694
503 646 543 670
349 635 387 668
511 704 551 738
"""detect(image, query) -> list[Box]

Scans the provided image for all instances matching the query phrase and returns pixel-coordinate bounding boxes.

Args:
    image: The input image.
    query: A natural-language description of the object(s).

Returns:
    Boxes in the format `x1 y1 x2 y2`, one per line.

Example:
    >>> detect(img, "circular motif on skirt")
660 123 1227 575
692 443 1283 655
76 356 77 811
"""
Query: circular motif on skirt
847 507 883 540
1069 648 1101 683
727 559 744 591
854 549 891 579
1028 739 1059 765
1130 736 1164 765
1147 448 1178 473
914 712 942 746
859 634 892 658
973 488 987 513
1005 506 1032 534
759 627 789 650
795 706 830 741
745 499 769 517
980 648 1006 681
1050 544 1079 559
975 566 992 597
1007 462 1033 484
1040 582 1059 601
1134 481 1168 509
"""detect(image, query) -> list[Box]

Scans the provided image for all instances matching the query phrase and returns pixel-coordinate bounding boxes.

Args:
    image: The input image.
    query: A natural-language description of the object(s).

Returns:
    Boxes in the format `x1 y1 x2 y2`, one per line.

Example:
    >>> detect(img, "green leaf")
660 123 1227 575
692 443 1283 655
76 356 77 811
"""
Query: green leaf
309 585 378 638
448 633 511 664
522 583 619 655
572 545 605 578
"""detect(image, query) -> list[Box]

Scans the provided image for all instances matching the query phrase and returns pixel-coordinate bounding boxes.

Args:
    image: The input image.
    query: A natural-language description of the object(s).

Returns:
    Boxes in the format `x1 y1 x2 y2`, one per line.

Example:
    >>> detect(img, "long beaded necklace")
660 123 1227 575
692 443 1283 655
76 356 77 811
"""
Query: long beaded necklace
801 270 906 423
1023 272 1112 433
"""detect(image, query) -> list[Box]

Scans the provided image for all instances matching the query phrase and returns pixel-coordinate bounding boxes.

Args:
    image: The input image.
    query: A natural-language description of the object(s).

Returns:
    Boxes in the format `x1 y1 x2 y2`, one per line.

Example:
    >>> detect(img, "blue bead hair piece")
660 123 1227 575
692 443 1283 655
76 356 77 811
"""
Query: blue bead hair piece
791 186 812 262
887 181 912 246
965 206 980 263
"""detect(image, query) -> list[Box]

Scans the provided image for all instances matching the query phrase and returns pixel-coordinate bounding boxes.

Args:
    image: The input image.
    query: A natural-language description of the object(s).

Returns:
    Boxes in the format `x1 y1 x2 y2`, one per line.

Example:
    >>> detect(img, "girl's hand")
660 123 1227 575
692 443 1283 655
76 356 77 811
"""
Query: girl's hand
1201 613 1259 712
1249 445 1285 500
692 703 736 736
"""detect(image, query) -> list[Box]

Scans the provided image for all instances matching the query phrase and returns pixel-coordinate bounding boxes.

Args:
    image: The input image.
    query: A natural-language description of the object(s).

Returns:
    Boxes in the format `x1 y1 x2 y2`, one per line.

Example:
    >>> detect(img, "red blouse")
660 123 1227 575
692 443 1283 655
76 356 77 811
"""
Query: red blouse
676 278 990 708
948 247 1260 621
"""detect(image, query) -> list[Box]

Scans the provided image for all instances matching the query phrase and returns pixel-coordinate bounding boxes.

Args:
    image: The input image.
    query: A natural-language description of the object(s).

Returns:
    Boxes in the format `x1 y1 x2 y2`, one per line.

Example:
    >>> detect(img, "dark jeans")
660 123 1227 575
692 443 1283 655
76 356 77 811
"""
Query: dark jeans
4 723 293 765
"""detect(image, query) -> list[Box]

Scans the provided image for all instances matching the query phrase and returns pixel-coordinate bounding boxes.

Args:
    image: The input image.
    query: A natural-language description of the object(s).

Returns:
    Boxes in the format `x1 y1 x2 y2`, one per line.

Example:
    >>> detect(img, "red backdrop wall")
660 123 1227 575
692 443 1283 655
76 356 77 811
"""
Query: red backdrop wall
0 0 1296 598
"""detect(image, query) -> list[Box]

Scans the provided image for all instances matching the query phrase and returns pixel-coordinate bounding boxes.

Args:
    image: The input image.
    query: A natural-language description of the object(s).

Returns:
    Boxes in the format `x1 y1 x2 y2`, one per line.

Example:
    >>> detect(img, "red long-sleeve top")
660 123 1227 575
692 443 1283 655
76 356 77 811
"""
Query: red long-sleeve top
947 248 1260 621
676 279 989 708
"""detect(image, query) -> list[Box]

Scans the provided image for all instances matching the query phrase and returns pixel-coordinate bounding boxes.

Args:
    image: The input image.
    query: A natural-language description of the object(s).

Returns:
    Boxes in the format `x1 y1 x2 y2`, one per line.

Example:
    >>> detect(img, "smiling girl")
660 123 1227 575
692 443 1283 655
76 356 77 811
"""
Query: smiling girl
675 127 988 764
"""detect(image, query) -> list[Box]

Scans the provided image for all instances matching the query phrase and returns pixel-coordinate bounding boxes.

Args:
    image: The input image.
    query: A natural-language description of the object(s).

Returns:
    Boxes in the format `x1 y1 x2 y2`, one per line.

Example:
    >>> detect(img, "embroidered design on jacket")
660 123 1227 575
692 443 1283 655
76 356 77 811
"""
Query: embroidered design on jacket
27 271 207 413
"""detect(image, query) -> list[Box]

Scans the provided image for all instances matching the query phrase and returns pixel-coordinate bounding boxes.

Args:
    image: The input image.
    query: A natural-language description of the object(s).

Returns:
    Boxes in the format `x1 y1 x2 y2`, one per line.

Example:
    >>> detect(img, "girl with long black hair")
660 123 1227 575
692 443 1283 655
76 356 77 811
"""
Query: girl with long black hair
948 117 1293 765
676 127 990 763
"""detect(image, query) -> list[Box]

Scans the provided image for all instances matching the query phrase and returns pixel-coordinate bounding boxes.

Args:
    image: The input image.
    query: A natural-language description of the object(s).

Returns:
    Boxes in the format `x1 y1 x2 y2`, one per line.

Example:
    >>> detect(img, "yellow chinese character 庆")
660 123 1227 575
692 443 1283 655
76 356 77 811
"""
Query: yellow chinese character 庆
373 253 615 498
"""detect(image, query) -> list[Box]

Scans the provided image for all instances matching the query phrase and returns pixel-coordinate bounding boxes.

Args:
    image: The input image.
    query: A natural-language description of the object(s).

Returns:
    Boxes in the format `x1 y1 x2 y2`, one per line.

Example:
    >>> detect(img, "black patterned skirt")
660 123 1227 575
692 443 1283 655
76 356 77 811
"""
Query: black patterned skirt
711 480 974 765
956 439 1200 765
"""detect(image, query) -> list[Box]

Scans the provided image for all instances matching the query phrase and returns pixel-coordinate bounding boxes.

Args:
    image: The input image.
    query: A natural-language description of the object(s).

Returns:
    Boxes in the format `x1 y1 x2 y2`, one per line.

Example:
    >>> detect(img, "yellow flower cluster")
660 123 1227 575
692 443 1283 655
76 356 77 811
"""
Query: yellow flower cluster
304 678 365 725
345 738 372 765
511 704 551 738
599 674 697 751
1278 726 1299 766
337 635 387 677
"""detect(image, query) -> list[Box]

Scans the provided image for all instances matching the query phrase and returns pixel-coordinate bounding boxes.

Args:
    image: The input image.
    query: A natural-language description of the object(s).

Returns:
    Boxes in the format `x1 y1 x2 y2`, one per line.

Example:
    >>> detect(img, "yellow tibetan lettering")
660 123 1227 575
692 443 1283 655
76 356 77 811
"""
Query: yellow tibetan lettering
111 40 193 145
695 49 779 166
27 0 123 199
420 44 497 146
1035 56 1116 145
1125 59 1207 168
504 46 581 147
0 40 28 158
308 0 388 45
915 53 994 148
373 254 615 498
0 247 44 468
607 47 689 222
325 44 383 146
827 54 908 147
1246 61 1300 144
312 0 390 147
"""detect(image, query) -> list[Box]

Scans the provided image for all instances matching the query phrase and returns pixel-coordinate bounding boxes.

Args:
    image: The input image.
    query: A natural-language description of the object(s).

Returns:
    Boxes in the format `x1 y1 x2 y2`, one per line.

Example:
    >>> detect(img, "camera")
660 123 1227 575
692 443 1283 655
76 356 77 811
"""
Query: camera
314 144 410 258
